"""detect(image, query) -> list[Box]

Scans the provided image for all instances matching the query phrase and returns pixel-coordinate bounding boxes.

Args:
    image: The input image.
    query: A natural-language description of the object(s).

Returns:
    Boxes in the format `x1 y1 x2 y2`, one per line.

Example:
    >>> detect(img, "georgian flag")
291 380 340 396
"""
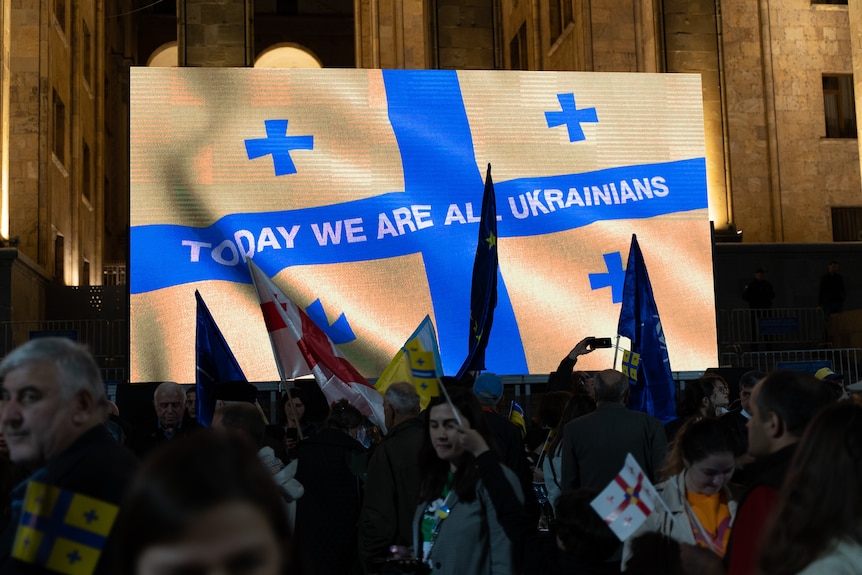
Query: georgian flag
590 453 659 542
248 258 386 432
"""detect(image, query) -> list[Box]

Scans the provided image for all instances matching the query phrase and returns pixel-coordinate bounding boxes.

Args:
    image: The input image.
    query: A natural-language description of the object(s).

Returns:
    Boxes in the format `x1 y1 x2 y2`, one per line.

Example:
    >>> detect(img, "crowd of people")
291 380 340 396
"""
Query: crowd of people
0 336 860 575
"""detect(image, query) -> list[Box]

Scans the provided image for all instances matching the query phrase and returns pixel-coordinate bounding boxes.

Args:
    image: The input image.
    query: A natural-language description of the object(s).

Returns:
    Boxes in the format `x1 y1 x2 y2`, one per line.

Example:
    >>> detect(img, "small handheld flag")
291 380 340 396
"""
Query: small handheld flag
590 454 659 542
12 481 119 575
508 400 526 438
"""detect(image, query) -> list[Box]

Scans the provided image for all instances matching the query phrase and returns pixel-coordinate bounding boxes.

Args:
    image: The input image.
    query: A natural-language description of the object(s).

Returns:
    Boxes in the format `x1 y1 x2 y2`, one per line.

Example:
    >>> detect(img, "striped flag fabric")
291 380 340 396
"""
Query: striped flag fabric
247 258 386 431
508 400 526 438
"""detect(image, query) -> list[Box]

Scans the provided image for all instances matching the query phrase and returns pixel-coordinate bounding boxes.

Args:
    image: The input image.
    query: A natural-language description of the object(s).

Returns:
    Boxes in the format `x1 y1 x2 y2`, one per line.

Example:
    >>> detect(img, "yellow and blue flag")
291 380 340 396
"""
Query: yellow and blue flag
509 400 526 438
12 481 119 575
620 349 641 382
375 315 443 410
617 235 675 423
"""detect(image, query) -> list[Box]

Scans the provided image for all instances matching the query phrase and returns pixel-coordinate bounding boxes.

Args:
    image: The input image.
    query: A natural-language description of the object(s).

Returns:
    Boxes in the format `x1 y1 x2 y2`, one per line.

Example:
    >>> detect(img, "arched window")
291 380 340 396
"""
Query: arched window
147 42 178 67
255 44 323 68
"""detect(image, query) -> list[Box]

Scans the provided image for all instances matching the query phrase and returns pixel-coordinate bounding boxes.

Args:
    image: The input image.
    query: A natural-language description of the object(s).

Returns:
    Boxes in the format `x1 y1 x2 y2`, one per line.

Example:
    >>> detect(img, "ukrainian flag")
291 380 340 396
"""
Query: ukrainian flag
509 400 527 438
375 315 442 410
12 481 119 575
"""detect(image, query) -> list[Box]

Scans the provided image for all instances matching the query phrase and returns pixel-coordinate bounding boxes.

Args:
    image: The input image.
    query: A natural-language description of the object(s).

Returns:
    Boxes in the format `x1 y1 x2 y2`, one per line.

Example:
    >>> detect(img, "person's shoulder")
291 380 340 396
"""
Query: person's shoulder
797 539 862 575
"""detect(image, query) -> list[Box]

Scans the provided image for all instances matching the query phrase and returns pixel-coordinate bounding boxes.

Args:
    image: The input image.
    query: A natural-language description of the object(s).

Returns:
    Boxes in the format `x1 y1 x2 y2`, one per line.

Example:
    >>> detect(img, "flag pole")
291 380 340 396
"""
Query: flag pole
437 379 463 427
612 334 621 370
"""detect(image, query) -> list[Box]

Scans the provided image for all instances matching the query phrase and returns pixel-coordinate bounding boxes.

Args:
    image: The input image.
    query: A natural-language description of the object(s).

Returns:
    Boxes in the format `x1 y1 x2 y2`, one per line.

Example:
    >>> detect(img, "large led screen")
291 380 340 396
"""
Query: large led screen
130 68 717 383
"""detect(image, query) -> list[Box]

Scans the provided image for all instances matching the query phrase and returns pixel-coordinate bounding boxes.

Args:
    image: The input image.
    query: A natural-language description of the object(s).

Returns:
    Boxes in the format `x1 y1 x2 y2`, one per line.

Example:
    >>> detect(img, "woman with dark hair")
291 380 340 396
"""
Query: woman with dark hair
413 388 524 575
542 393 597 514
113 431 291 575
622 417 738 567
293 399 368 575
279 387 320 458
758 401 862 575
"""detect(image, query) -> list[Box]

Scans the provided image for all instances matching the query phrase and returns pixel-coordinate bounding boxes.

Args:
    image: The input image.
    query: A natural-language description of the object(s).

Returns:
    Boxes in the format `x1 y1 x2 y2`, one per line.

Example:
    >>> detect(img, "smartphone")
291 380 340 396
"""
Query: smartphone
285 428 299 441
588 337 613 349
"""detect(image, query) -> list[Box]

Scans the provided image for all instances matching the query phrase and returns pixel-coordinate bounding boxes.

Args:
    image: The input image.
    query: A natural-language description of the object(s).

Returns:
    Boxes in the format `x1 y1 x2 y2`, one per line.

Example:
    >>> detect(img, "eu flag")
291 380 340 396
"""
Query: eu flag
456 164 498 380
616 235 675 423
195 290 248 427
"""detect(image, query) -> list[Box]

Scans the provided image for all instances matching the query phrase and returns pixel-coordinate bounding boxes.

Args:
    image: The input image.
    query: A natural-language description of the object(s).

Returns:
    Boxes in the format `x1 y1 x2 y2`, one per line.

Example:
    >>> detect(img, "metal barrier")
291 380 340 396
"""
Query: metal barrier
719 348 862 383
717 308 826 348
0 319 129 381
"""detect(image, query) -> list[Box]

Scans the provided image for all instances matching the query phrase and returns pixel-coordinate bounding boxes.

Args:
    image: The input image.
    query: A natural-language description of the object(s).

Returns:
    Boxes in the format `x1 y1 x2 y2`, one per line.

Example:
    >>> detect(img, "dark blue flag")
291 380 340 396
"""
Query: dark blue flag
616 235 676 423
456 164 498 380
195 290 247 427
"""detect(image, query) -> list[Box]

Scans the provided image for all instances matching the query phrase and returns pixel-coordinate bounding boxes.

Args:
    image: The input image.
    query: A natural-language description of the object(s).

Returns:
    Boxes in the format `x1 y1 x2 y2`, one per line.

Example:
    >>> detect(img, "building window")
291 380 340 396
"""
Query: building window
83 21 92 86
822 75 857 139
82 141 91 201
549 0 572 43
510 23 528 70
52 90 66 164
54 235 65 283
54 0 66 34
831 207 862 241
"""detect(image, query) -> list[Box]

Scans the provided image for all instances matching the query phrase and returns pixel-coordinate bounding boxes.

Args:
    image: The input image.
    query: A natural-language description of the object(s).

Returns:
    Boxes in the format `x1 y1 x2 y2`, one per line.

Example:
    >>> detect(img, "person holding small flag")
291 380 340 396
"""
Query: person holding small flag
621 418 739 568
413 388 523 575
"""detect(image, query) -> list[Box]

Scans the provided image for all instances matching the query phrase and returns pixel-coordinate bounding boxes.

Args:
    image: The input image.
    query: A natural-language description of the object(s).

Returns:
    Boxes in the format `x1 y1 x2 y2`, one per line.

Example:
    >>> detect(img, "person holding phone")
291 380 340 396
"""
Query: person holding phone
278 388 320 459
547 336 610 396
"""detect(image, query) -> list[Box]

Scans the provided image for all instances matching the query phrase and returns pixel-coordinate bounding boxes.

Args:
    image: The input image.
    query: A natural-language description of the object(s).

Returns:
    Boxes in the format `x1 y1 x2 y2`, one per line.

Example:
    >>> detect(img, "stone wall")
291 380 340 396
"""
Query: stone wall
722 0 860 243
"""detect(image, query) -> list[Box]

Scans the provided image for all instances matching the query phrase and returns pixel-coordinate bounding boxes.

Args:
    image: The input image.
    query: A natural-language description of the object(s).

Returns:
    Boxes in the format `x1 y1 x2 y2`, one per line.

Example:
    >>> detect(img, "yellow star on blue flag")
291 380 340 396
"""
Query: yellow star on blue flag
12 481 119 575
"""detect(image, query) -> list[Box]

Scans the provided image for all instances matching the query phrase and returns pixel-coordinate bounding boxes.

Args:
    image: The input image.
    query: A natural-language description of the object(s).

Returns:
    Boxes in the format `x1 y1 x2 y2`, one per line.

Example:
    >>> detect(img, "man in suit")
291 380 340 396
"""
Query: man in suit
560 369 667 491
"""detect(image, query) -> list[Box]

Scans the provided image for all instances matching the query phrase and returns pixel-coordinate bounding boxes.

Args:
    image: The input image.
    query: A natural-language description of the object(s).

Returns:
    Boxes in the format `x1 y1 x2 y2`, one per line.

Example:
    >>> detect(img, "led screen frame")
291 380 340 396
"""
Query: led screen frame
130 68 717 383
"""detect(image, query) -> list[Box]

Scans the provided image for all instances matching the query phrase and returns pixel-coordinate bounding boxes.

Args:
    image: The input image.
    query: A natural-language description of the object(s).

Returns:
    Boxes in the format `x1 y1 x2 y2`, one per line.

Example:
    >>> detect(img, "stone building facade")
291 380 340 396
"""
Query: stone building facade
0 0 859 325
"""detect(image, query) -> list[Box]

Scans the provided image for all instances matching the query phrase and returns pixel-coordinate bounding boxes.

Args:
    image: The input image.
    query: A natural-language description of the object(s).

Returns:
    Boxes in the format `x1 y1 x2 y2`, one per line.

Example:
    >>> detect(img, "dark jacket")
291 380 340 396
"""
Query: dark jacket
561 402 667 492
295 427 368 575
357 416 424 572
131 415 203 459
0 425 139 575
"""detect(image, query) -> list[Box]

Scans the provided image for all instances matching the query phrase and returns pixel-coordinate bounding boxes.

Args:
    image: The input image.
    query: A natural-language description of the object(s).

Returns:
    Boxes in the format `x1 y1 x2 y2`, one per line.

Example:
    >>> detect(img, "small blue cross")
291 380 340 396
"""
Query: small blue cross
305 299 356 345
589 252 625 303
545 93 598 142
420 382 428 390
83 509 98 524
67 550 82 564
415 357 425 366
245 119 314 176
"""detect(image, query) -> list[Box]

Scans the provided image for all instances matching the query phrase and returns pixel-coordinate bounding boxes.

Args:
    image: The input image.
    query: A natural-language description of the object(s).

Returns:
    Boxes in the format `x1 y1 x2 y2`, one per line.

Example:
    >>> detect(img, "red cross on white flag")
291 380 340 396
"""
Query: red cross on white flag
590 453 660 541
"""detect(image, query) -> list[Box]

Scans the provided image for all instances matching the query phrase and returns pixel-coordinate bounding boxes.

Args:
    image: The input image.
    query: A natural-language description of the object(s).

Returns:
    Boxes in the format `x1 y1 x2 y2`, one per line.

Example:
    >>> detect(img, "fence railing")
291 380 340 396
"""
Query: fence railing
717 307 826 348
719 347 862 383
0 319 128 380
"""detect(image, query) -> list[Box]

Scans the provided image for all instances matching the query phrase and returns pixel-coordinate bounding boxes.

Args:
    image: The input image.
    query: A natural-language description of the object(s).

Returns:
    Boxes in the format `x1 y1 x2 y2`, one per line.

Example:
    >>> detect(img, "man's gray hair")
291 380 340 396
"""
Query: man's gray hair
0 337 106 406
154 381 184 402
593 369 630 403
384 382 421 416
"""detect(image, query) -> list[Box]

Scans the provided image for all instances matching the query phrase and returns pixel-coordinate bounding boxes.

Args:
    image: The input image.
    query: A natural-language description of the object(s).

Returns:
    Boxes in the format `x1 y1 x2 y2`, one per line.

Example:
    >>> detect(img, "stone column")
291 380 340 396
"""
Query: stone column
0 0 9 240
178 0 253 67
355 0 432 69
850 0 862 177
